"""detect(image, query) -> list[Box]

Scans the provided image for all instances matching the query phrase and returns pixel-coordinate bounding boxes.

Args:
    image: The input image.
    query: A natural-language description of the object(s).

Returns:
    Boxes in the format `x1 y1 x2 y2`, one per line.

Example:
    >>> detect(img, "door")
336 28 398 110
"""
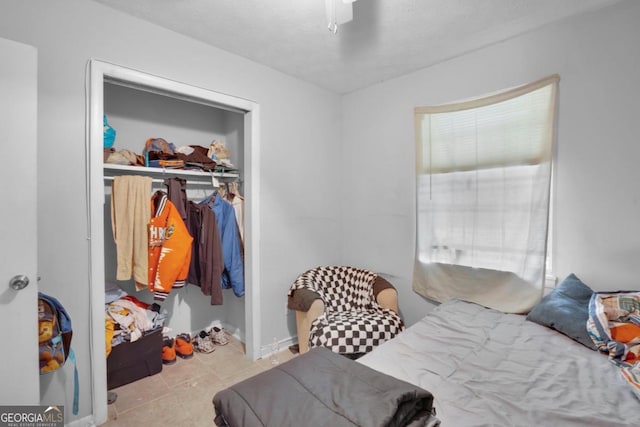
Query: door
0 37 39 404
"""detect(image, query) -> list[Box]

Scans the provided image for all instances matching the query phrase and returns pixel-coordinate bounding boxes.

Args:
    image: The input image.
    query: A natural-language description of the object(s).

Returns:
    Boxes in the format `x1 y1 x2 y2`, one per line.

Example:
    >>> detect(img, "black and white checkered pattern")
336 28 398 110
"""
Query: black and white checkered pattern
289 266 404 355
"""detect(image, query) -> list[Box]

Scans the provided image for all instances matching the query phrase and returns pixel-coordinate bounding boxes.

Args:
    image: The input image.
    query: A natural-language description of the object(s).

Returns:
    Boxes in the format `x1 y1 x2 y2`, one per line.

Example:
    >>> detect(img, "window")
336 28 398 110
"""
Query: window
412 75 559 313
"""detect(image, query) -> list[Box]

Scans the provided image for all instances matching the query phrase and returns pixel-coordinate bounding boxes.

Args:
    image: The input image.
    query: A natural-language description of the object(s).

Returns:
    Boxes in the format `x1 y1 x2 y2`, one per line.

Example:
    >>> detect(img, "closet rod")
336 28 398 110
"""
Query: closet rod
103 175 230 186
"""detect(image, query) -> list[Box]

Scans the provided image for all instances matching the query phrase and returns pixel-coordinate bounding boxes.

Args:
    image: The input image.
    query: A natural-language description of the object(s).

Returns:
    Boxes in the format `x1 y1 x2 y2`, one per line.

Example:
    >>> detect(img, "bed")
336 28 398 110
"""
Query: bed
358 298 638 426
213 277 639 426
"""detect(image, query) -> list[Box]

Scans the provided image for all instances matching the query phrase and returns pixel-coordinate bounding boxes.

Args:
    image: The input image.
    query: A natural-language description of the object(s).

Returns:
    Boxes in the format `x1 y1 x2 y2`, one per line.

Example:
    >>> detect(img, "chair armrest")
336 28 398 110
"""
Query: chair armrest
294 299 325 354
376 288 399 314
288 288 321 312
372 275 399 313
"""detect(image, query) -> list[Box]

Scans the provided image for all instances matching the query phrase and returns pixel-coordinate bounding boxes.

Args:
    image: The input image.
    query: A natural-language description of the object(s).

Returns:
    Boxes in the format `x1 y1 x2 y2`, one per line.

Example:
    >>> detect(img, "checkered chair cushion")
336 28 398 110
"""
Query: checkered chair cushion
289 266 404 355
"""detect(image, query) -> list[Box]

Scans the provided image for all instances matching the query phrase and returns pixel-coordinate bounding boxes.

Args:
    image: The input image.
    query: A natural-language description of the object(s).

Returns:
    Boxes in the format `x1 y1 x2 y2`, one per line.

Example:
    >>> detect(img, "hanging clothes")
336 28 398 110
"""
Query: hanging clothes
164 176 225 305
224 182 245 243
110 175 152 290
148 191 193 301
201 192 245 297
187 201 224 305
164 176 188 221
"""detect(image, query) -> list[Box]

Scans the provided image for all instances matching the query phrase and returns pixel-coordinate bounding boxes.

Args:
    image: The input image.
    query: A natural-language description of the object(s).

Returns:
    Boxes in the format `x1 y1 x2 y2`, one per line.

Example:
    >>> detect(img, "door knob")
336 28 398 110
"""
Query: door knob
9 275 29 290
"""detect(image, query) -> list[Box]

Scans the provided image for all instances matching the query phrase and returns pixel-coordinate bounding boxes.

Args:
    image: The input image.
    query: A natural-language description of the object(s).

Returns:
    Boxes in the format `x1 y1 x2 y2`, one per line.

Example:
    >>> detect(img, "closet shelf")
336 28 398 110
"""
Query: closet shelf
103 163 239 184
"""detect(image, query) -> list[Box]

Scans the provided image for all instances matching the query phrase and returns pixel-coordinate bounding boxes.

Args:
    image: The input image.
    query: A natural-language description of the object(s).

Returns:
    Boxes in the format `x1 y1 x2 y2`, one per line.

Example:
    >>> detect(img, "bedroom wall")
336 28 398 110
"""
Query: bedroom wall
341 0 640 327
0 0 341 422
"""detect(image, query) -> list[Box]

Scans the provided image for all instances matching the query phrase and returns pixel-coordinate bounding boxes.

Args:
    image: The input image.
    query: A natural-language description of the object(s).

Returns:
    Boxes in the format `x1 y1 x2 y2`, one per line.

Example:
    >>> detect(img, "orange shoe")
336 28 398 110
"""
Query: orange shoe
162 337 176 365
175 333 194 359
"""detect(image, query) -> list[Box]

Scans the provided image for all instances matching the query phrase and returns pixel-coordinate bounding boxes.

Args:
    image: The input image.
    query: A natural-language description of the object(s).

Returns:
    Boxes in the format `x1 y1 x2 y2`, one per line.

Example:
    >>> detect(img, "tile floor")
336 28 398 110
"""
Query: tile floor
102 335 297 426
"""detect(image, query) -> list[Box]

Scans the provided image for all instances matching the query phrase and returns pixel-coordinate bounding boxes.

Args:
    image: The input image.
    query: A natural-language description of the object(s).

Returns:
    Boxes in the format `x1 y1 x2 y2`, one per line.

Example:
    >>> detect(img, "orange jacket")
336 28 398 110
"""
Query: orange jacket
148 191 193 301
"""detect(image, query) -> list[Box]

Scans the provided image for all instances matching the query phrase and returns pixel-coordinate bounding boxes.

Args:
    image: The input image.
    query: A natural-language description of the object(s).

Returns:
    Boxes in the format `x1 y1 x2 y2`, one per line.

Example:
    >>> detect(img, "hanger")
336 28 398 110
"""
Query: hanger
223 182 233 200
231 181 243 200
200 191 215 207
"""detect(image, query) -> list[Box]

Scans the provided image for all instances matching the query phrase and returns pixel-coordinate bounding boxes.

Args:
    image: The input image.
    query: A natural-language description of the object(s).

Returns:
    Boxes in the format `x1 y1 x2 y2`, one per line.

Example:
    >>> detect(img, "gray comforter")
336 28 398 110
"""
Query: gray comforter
359 299 640 427
213 347 435 427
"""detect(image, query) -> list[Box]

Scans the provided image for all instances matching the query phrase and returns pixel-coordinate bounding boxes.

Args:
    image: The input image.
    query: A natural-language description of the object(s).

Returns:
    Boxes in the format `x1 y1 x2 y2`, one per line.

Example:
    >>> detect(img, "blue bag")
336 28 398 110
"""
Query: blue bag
38 292 79 415
103 114 116 148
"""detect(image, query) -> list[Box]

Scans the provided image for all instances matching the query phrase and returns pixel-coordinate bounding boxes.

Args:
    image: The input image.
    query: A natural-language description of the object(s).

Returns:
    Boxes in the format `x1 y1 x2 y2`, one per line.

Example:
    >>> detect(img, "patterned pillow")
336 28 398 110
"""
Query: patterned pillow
526 273 597 350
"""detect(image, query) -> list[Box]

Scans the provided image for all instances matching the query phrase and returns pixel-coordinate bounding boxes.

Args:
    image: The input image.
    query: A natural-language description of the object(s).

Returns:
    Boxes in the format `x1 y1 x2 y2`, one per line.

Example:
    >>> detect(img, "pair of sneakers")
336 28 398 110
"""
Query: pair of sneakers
193 326 229 353
162 333 193 365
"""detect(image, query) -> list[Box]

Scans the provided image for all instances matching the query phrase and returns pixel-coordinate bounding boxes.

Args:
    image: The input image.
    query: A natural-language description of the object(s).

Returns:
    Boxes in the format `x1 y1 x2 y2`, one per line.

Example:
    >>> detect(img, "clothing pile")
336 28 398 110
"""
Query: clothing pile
587 291 640 399
105 285 167 357
105 137 238 174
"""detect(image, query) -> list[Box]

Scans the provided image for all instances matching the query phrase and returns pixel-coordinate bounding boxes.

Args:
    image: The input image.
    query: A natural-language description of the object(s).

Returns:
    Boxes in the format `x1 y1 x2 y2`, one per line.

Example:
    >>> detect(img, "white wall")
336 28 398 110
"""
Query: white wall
341 0 640 327
0 0 341 422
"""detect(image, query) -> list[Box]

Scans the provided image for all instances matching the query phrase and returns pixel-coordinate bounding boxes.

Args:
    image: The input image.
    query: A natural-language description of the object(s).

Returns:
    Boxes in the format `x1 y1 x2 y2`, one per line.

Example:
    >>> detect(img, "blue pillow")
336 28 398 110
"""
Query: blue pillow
526 273 597 350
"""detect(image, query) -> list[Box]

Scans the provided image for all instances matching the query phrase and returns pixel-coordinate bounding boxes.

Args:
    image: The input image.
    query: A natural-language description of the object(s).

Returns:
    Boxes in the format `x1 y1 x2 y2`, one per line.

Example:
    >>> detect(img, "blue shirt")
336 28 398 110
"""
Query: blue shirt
201 193 244 297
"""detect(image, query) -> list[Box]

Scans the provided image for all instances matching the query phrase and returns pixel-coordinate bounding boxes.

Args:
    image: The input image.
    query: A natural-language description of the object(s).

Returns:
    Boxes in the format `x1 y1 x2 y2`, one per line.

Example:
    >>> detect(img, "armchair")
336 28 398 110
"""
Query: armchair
287 266 404 355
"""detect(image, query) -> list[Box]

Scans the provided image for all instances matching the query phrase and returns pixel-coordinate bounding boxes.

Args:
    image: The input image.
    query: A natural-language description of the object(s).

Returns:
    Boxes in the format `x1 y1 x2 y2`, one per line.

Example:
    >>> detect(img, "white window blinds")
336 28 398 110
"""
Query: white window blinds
413 75 559 313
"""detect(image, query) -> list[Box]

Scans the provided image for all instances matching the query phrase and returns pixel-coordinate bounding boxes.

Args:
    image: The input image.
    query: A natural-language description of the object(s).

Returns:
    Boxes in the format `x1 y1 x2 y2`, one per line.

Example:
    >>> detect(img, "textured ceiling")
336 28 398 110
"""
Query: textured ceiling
94 0 622 94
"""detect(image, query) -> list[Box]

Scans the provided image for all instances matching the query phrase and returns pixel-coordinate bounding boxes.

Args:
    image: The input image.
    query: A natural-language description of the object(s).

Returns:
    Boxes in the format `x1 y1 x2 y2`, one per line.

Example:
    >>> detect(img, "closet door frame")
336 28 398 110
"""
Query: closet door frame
86 59 261 425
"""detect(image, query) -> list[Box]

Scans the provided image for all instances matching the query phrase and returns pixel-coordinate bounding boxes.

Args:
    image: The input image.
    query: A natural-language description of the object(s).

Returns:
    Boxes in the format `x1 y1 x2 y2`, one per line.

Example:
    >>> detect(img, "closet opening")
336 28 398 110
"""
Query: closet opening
86 60 261 425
